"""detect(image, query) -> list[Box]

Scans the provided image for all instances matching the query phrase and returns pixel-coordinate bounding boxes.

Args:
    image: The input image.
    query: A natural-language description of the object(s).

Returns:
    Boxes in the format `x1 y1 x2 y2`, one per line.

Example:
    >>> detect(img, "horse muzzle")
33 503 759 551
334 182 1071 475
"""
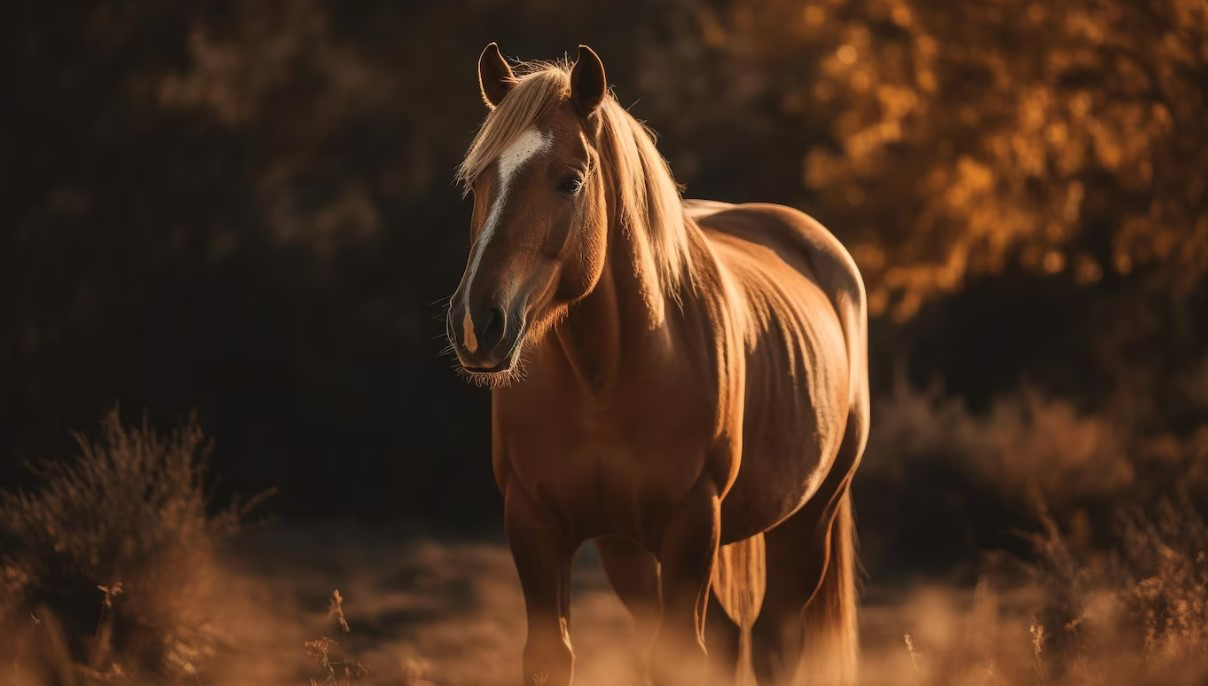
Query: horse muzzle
447 294 525 375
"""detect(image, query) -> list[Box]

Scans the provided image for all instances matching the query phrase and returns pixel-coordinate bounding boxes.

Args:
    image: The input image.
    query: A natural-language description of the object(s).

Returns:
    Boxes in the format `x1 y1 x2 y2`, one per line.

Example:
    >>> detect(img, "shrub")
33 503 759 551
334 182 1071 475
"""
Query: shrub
0 409 261 683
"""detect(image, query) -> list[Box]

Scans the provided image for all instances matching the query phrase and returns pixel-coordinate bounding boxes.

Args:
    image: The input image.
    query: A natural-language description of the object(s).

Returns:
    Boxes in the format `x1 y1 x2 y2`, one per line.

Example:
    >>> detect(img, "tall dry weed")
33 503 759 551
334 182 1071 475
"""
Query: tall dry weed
867 496 1208 686
1021 495 1208 685
0 409 265 683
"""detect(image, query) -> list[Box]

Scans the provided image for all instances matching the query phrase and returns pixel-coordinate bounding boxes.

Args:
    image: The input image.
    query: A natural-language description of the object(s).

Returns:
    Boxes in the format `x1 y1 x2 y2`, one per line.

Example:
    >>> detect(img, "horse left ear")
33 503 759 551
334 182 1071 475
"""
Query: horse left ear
570 45 607 118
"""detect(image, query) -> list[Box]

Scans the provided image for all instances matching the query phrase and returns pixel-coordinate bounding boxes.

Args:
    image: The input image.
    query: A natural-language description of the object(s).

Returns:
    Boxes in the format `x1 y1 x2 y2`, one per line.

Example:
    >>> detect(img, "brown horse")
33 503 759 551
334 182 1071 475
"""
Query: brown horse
446 43 869 686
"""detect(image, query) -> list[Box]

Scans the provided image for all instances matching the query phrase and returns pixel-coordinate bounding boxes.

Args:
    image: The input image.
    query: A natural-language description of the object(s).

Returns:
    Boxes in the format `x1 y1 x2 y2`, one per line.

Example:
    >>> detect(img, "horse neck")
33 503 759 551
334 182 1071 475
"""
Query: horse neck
550 189 681 396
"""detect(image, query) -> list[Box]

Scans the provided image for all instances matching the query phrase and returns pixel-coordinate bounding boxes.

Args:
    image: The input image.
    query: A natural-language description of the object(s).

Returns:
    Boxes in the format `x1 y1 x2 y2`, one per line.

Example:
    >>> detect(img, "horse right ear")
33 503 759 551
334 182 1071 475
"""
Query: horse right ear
570 45 607 118
478 42 515 109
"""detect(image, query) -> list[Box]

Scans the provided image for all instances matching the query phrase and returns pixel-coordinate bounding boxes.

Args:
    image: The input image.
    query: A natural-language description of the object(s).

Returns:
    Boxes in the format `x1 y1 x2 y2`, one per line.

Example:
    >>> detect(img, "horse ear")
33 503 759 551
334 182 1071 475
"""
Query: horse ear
478 42 515 109
570 45 607 117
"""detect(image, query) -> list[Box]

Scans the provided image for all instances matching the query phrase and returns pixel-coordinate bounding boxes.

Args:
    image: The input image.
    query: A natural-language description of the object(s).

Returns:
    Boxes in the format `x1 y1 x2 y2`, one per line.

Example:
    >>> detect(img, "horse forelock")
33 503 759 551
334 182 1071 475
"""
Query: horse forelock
456 60 693 316
456 64 569 195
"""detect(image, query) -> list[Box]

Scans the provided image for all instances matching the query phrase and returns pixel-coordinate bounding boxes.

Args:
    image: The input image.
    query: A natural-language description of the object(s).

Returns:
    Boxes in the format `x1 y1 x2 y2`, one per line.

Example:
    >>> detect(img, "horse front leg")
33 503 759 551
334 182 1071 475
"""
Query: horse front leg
651 477 721 686
505 481 575 686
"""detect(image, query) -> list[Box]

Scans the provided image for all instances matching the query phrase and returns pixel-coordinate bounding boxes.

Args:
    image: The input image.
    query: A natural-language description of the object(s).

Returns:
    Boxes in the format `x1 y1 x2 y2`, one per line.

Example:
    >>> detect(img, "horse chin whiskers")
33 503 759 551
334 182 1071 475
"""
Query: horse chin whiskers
455 358 527 389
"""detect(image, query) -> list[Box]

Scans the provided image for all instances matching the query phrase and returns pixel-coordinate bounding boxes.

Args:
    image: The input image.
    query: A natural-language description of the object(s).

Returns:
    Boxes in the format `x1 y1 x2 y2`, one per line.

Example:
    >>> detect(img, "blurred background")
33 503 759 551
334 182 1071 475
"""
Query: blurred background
4 0 1208 683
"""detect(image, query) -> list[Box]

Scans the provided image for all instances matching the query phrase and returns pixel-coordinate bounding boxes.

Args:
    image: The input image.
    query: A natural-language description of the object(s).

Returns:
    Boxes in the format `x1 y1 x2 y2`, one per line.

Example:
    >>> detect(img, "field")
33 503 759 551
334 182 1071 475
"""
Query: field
4 399 1206 686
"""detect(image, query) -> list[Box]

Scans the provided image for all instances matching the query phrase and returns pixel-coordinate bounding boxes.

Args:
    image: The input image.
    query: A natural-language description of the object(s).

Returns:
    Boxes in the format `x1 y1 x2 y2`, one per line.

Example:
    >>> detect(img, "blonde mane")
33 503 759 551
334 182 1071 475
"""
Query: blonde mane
456 61 693 316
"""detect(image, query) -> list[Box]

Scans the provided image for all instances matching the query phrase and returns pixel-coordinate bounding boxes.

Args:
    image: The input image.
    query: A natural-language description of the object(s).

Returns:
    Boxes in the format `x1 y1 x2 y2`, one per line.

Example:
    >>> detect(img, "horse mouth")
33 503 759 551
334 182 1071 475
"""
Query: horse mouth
462 359 512 374
456 351 524 388
452 328 526 387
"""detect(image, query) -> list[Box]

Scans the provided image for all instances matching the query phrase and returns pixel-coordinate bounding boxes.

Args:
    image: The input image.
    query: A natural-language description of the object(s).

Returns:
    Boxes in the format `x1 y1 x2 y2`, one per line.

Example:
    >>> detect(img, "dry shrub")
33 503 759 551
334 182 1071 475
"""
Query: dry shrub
0 409 263 684
1023 495 1208 685
858 374 1208 683
863 497 1208 686
859 374 1208 574
866 374 1133 503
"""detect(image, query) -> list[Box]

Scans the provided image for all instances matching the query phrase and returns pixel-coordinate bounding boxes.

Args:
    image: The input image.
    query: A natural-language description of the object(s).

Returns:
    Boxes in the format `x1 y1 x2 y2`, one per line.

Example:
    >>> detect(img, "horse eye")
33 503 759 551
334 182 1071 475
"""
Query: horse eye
557 175 583 195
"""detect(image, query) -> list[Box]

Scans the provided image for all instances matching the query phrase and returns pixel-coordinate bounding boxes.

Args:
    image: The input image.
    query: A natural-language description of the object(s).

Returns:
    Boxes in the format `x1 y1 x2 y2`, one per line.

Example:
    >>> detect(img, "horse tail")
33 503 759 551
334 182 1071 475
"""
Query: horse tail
712 532 766 686
795 227 865 685
799 488 858 685
803 223 867 685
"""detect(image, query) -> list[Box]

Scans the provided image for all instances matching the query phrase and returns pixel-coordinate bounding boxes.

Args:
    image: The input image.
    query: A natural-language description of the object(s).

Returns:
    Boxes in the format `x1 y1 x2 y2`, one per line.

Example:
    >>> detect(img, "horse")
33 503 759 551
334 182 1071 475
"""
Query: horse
445 43 869 686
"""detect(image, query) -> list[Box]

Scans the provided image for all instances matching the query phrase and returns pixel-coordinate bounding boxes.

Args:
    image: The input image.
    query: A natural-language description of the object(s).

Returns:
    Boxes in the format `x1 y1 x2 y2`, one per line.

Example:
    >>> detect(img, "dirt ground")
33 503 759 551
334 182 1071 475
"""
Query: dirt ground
211 523 996 686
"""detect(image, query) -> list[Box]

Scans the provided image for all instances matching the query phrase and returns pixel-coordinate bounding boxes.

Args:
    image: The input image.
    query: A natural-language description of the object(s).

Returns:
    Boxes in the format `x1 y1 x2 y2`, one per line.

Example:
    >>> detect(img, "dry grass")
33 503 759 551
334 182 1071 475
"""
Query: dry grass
305 590 370 685
1028 496 1208 684
857 376 1208 686
3 395 1207 685
862 496 1208 686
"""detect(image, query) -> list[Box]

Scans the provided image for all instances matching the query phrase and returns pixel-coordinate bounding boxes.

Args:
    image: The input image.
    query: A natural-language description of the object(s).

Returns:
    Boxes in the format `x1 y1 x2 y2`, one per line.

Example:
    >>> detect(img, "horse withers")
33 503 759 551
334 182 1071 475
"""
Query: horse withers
445 43 869 686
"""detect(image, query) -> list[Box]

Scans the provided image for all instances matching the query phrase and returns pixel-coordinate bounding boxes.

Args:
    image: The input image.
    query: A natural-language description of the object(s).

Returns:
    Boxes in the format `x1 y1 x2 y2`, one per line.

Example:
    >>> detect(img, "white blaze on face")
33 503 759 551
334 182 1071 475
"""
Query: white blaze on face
462 128 552 354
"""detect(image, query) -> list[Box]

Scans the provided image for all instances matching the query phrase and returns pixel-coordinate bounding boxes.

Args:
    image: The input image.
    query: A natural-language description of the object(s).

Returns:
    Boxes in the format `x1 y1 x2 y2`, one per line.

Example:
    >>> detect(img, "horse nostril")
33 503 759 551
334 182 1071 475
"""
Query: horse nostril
481 304 506 349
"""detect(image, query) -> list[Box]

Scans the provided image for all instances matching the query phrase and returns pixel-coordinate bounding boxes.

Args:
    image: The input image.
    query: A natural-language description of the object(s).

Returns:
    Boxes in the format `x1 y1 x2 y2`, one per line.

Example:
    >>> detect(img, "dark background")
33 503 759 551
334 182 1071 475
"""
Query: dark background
6 0 1207 574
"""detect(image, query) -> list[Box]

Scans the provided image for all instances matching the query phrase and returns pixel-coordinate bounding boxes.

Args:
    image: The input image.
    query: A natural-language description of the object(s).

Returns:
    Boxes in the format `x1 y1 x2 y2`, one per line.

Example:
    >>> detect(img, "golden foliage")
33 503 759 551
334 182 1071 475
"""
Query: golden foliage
645 0 1208 318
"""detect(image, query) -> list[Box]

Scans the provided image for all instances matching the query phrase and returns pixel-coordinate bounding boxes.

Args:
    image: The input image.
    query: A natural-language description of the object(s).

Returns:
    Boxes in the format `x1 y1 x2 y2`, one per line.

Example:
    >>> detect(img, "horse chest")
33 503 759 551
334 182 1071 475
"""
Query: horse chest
495 403 712 541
